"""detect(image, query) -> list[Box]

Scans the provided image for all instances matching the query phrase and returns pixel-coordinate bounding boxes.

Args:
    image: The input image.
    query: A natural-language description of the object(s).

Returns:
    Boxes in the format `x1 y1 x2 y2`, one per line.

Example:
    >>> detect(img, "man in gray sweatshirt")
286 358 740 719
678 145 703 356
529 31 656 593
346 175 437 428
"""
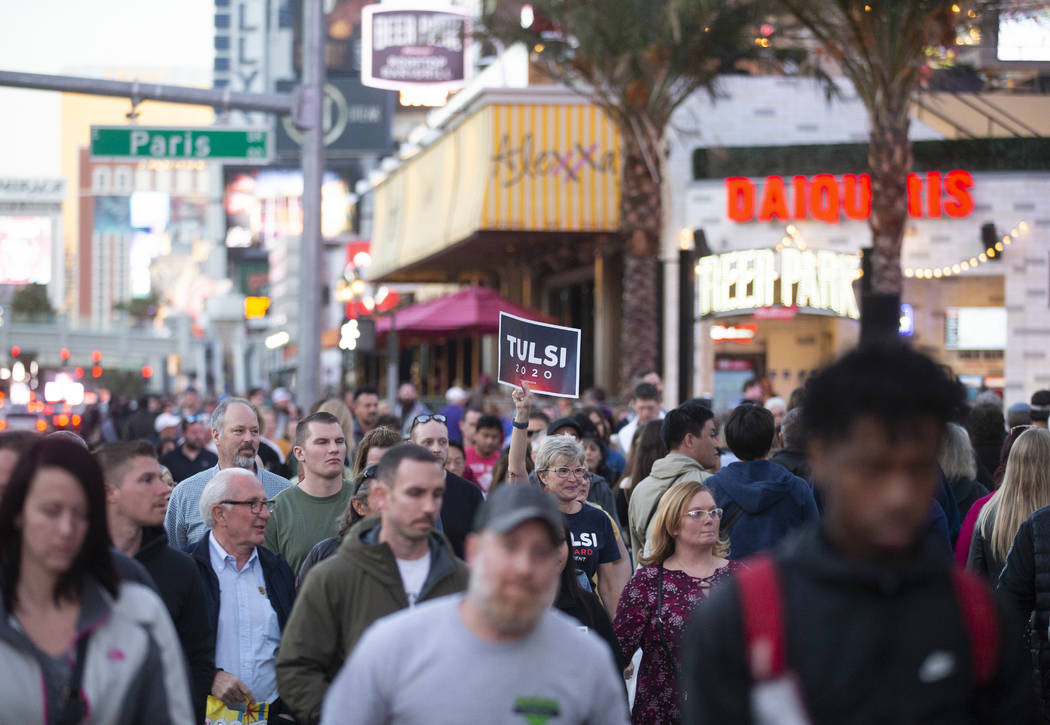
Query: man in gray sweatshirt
628 402 721 557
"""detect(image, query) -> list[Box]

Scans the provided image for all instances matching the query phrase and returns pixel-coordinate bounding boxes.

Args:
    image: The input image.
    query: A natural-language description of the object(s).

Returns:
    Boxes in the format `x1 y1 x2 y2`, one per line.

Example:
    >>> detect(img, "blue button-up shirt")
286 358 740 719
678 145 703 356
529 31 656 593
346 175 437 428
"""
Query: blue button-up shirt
209 535 281 704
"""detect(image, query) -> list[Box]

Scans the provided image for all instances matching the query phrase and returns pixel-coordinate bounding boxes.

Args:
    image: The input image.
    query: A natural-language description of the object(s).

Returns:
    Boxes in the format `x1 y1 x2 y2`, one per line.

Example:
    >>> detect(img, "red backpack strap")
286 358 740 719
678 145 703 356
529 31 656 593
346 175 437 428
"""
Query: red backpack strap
736 554 786 681
949 568 999 687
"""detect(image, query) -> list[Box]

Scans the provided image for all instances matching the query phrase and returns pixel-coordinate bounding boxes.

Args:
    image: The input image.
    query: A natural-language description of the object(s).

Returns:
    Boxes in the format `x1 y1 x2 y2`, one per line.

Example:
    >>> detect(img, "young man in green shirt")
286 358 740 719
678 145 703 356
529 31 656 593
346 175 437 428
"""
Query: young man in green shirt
265 412 353 574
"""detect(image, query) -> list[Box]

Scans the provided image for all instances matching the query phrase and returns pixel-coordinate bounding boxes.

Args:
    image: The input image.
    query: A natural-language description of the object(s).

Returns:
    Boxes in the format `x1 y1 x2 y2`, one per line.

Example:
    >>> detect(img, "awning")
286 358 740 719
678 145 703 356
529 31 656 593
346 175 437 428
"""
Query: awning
368 89 621 282
911 92 1050 139
376 285 554 340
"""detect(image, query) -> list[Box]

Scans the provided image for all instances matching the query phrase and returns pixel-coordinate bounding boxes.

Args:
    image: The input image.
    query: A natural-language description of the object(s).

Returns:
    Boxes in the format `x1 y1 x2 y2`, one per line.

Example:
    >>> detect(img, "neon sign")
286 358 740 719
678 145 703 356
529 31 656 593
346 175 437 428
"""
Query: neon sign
726 170 974 224
711 323 757 342
696 248 860 319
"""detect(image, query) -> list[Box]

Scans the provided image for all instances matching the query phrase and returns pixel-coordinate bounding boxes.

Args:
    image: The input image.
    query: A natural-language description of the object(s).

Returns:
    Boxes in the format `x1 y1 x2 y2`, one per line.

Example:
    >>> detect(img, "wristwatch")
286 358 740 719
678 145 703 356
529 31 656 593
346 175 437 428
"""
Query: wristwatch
512 420 529 430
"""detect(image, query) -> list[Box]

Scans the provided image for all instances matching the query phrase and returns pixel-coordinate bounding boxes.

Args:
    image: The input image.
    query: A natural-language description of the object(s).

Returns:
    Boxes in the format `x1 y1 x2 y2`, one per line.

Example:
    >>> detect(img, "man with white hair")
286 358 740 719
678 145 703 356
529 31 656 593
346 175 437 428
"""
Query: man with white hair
166 397 290 549
320 484 629 724
187 468 296 718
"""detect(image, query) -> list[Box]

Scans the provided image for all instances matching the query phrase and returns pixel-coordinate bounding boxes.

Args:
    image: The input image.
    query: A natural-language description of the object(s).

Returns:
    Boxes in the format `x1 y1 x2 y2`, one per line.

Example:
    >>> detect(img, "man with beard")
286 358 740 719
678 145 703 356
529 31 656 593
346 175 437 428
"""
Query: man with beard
166 397 290 549
276 444 468 725
161 413 218 483
319 484 629 725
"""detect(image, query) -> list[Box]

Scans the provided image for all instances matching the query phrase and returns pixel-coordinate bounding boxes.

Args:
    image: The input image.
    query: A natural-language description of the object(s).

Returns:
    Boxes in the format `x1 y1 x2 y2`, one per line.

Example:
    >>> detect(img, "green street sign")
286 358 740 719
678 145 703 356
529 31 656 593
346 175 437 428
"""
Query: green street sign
90 126 271 162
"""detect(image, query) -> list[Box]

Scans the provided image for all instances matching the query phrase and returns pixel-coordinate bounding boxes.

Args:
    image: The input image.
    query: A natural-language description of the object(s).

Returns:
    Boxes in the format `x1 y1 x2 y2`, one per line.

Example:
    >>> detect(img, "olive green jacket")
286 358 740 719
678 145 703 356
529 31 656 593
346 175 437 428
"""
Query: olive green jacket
275 516 469 724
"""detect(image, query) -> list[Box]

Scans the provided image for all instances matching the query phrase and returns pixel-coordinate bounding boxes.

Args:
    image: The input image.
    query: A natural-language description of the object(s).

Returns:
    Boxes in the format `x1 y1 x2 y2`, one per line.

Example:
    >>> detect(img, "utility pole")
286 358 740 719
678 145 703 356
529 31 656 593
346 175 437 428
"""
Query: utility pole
297 0 325 412
0 0 327 410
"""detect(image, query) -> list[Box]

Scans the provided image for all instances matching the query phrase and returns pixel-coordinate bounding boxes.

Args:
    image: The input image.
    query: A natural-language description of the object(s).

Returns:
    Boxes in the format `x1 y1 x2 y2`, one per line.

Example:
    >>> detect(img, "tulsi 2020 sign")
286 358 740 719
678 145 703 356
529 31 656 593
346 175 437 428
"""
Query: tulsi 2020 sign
498 312 581 399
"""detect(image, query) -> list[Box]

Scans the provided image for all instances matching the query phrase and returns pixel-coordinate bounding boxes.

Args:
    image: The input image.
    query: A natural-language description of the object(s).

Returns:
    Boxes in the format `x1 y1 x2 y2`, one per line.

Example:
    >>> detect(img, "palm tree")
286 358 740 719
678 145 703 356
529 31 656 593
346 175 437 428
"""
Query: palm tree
776 0 968 340
481 1 757 394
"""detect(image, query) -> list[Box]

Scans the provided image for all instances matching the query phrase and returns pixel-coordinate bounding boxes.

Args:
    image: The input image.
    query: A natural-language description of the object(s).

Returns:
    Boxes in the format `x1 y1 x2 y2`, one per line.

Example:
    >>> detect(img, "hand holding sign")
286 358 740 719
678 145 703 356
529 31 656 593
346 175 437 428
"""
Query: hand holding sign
498 312 582 399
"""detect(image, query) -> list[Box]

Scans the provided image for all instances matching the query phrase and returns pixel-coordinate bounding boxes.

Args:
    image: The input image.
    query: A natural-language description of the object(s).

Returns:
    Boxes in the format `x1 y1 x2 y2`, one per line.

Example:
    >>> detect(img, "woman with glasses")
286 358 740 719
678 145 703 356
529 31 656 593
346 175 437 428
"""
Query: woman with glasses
612 479 740 725
536 434 630 619
969 427 1050 581
0 437 194 723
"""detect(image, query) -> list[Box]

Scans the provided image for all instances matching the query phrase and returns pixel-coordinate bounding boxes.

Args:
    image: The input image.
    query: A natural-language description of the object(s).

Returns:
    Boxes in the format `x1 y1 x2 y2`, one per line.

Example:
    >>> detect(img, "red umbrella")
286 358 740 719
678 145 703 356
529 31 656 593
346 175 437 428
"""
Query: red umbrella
375 285 555 340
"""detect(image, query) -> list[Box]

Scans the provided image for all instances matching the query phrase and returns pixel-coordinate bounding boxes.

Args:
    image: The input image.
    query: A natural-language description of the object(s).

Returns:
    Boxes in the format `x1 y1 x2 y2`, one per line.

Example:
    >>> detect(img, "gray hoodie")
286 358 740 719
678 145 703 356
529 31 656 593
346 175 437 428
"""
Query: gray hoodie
627 452 711 556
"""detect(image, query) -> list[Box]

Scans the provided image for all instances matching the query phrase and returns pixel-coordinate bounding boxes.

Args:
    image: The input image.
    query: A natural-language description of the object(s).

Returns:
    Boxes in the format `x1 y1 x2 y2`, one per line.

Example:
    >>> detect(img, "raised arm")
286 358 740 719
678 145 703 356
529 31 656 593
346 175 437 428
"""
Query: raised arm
506 385 532 483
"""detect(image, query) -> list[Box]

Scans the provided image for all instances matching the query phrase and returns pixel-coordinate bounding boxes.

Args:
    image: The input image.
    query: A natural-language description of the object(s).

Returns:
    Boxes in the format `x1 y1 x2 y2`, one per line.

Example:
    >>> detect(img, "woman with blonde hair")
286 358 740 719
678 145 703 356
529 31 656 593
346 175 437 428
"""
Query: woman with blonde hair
612 479 741 724
968 427 1050 580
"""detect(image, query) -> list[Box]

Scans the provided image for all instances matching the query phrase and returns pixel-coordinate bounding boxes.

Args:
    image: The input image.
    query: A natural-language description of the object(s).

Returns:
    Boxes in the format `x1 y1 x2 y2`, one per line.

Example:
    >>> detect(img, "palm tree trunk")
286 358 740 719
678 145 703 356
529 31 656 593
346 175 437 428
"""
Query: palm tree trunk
619 130 663 397
864 108 911 343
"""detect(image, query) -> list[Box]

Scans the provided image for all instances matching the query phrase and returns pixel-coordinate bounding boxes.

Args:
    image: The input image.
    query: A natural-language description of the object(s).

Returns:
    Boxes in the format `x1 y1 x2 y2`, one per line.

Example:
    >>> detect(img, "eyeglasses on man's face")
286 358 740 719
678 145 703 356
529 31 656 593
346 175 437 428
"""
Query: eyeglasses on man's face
410 413 447 432
684 508 723 521
542 466 588 480
222 499 275 515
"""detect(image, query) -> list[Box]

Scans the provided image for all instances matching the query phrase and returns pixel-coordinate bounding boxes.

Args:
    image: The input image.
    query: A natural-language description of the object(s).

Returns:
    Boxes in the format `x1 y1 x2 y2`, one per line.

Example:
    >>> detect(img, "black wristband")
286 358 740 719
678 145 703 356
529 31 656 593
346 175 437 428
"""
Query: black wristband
512 420 529 430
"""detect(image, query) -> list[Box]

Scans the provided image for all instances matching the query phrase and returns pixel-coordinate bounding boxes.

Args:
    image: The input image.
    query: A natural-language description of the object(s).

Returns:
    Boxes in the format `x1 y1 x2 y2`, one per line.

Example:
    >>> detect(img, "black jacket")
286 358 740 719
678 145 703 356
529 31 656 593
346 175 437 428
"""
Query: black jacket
682 526 1036 724
555 583 626 672
768 446 810 482
136 526 214 723
187 533 296 685
950 476 990 521
441 470 483 559
997 505 1050 717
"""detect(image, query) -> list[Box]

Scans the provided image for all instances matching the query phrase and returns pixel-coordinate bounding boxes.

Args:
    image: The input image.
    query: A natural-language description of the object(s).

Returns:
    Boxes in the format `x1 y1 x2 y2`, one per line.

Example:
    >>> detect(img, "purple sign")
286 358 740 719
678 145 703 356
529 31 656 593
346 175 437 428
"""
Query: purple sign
362 5 471 90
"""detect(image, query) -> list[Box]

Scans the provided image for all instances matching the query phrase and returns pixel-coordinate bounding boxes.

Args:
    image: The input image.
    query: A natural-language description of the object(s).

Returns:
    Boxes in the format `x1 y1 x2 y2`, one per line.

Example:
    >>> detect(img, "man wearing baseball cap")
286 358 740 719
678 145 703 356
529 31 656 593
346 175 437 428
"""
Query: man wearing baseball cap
319 485 629 724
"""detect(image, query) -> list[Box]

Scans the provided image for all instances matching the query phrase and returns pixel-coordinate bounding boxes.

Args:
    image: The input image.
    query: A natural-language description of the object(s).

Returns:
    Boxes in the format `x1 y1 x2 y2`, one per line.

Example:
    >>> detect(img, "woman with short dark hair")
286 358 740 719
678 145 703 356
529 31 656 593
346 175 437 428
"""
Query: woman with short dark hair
0 437 193 723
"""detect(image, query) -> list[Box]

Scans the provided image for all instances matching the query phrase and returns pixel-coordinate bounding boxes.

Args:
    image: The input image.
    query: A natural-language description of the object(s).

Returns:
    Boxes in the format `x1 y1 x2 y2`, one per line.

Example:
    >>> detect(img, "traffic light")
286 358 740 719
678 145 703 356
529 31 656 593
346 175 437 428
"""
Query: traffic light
141 365 154 379
60 347 70 361
92 350 102 363
10 345 20 358
91 365 103 378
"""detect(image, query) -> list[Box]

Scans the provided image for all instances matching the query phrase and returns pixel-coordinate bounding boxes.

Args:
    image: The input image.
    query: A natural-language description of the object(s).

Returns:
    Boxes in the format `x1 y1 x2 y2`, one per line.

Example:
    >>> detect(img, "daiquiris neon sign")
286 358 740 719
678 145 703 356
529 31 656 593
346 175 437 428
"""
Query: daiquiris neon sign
696 248 860 320
726 170 974 223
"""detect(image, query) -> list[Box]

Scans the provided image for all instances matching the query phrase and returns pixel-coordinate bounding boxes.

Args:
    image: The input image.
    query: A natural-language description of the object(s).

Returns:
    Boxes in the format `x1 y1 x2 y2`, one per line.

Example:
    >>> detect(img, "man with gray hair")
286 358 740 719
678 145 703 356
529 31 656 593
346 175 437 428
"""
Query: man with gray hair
187 468 296 717
166 397 290 549
769 407 811 483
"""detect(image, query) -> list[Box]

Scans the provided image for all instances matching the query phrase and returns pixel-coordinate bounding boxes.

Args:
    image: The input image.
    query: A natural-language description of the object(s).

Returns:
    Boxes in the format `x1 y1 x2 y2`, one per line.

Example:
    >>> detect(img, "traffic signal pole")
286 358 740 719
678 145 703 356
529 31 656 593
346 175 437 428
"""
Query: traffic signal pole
0 0 327 410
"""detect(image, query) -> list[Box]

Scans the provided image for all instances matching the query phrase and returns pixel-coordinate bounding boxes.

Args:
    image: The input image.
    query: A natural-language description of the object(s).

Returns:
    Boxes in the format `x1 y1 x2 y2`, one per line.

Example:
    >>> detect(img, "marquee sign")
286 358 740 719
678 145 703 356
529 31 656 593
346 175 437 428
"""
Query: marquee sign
726 170 974 224
696 248 860 319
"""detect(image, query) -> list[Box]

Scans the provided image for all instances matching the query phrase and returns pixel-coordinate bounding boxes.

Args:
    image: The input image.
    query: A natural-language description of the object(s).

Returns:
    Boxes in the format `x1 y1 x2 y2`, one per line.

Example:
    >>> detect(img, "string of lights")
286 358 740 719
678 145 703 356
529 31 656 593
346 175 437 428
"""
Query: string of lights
775 220 1032 281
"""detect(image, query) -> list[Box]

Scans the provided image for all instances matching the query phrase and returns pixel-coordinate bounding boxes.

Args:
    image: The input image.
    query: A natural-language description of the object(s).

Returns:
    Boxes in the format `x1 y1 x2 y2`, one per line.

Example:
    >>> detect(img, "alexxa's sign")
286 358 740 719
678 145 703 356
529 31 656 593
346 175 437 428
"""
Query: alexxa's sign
726 170 974 224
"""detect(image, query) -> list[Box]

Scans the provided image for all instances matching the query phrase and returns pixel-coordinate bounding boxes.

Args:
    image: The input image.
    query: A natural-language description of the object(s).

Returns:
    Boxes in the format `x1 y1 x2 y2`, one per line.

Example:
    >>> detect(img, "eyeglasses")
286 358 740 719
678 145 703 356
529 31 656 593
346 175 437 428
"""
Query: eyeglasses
184 414 208 424
409 413 447 432
541 466 588 479
222 499 275 515
685 508 723 521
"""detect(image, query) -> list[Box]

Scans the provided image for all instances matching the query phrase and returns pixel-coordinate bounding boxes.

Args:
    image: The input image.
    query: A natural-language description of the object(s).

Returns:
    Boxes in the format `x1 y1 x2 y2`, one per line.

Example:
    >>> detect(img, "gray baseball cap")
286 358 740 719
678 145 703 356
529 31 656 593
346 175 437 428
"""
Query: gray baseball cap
474 484 566 546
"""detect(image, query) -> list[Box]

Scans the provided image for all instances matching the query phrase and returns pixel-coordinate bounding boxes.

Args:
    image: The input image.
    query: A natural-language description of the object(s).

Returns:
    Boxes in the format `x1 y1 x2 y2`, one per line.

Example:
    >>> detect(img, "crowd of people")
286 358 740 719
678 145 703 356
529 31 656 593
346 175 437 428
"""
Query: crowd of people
3 344 1050 723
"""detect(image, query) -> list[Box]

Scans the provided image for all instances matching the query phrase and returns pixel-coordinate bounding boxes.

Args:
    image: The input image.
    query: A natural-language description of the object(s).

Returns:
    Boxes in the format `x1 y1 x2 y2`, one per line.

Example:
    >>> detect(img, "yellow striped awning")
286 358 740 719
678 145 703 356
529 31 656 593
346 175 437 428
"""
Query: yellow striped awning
369 99 621 280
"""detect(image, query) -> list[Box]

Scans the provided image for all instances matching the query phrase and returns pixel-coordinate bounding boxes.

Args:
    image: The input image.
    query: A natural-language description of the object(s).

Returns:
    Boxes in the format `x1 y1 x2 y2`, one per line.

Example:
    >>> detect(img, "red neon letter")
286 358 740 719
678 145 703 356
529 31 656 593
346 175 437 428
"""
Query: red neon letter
943 170 975 218
758 176 789 221
907 174 923 217
926 171 943 218
842 174 871 220
808 174 839 223
726 177 756 222
792 176 808 220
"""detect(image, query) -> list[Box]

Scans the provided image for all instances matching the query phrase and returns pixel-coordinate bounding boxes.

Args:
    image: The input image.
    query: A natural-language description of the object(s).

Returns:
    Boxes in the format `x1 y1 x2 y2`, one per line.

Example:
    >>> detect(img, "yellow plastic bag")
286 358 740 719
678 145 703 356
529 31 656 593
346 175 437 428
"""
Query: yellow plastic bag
205 695 270 724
